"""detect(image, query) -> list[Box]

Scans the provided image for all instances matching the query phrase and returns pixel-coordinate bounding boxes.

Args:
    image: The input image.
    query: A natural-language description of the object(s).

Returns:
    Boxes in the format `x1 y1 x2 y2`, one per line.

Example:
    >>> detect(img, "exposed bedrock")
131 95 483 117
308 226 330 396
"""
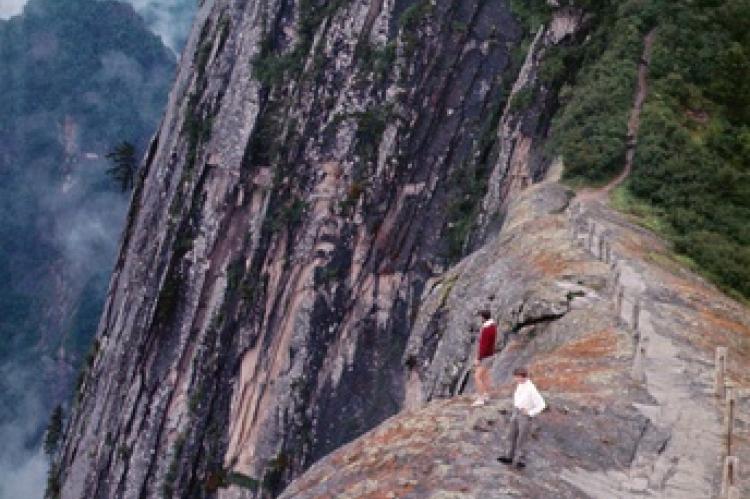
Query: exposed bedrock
54 0 589 497
283 178 750 498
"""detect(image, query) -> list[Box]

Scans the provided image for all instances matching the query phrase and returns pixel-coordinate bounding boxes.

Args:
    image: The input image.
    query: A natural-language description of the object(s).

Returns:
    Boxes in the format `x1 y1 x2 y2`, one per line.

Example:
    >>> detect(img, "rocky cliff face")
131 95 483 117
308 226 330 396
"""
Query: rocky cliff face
53 1 600 497
282 178 750 498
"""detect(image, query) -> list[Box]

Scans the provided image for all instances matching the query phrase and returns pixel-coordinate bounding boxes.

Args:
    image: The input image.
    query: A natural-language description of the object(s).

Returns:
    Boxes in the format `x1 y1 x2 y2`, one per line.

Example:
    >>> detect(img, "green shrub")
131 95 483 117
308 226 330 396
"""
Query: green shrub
155 268 182 325
162 435 186 498
262 452 289 493
549 0 750 298
253 0 348 86
46 463 61 499
550 9 642 183
538 45 570 83
253 51 306 86
226 472 259 490
270 198 308 231
399 0 434 29
354 105 390 165
357 42 396 82
508 86 535 113
399 0 434 52
106 141 138 192
623 1 750 298
195 39 213 80
44 406 64 457
204 469 260 492
226 259 245 292
509 0 552 33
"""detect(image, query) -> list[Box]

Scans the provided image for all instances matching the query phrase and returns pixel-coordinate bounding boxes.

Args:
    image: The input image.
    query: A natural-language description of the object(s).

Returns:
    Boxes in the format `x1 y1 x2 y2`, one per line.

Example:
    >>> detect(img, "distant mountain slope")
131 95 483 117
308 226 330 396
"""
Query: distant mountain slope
543 0 750 299
0 0 175 494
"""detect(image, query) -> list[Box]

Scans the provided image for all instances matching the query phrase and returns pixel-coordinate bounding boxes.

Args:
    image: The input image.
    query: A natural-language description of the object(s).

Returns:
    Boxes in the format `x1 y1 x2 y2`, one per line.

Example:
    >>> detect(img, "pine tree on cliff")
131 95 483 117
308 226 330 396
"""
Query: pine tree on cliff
106 141 138 192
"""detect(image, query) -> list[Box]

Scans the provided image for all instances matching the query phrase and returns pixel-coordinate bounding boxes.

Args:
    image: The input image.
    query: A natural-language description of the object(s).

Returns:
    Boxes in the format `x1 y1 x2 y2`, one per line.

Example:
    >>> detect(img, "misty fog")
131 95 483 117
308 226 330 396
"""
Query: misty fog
0 0 194 496
0 0 196 52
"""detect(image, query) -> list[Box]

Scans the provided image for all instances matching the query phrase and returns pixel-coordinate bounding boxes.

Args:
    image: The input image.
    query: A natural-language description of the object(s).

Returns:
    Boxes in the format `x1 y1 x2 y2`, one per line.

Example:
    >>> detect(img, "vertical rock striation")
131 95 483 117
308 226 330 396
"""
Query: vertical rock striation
55 1 585 497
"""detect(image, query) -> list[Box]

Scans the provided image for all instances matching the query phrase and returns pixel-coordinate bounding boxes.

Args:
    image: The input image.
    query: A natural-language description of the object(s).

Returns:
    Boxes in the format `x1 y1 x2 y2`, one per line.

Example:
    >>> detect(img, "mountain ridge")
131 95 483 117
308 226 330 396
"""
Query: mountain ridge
282 177 750 498
50 0 750 497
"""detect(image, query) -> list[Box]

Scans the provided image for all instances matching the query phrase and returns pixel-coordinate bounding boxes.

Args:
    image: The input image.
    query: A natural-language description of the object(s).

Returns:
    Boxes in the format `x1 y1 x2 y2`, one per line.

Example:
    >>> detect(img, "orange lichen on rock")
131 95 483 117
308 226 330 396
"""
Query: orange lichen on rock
700 308 750 339
697 307 750 384
531 251 571 275
530 329 625 394
553 329 619 357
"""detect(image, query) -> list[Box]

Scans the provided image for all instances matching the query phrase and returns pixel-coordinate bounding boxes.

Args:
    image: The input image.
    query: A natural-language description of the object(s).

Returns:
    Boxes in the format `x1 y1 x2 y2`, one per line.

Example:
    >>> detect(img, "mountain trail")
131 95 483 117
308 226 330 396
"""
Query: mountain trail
577 29 656 202
562 27 740 497
281 176 750 498
562 201 726 497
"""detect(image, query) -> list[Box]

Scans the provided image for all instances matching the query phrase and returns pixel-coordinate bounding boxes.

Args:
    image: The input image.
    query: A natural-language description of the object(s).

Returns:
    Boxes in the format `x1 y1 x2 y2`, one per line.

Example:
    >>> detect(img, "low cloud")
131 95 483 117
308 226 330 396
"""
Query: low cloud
0 451 47 499
1 1 196 53
0 362 50 499
120 0 196 53
0 1 195 495
0 0 25 19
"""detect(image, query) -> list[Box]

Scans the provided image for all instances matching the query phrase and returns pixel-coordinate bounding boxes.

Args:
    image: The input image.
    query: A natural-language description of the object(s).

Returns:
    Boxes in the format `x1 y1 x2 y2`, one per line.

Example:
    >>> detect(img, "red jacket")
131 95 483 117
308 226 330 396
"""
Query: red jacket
478 320 497 360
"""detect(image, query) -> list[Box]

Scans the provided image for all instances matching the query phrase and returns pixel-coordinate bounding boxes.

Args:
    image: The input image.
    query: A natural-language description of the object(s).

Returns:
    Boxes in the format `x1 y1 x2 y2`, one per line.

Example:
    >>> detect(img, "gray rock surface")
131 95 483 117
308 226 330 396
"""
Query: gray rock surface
53 0 750 498
282 182 750 499
54 1 588 497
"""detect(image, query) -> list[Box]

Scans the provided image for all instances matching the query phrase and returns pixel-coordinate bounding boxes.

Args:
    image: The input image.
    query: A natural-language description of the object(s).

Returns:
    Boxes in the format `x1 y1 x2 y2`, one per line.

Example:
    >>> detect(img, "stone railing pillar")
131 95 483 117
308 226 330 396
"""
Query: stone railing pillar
631 296 641 331
604 241 611 263
724 386 736 456
631 335 647 384
715 347 728 398
721 455 739 498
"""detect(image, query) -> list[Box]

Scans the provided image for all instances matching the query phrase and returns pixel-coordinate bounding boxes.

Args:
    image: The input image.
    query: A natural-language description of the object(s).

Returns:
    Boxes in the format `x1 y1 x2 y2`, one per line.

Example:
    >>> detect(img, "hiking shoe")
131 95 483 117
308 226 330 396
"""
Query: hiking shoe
514 462 526 469
471 397 486 407
497 456 513 464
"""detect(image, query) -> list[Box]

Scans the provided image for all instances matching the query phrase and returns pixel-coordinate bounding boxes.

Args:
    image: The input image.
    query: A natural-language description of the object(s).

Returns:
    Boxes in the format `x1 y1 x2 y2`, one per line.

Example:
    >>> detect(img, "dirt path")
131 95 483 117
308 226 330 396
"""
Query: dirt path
563 29 741 486
577 29 656 202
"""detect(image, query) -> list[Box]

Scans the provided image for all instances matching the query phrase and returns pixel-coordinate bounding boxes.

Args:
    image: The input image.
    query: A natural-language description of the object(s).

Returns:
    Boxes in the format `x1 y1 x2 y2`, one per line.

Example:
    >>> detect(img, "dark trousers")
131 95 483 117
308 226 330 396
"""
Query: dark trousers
506 410 532 464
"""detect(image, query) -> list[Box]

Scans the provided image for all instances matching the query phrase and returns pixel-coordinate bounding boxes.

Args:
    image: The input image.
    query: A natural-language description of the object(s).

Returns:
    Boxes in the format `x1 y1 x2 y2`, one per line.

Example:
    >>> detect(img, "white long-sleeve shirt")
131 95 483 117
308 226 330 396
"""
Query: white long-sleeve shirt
513 379 546 417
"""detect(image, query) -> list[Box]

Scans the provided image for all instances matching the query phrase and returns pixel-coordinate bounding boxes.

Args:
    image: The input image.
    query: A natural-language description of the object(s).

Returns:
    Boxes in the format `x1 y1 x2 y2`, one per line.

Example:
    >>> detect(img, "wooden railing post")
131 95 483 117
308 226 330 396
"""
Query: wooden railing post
588 222 595 252
616 286 625 318
631 335 647 384
721 455 739 498
715 347 728 398
631 296 641 332
604 241 611 264
725 386 736 456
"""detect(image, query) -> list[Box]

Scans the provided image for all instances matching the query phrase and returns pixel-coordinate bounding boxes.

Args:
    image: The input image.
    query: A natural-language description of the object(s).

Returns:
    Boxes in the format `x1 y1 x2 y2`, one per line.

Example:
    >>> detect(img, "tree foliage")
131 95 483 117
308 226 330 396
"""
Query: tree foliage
106 141 138 192
549 2 645 183
546 0 750 298
0 0 175 463
628 0 750 298
44 405 64 457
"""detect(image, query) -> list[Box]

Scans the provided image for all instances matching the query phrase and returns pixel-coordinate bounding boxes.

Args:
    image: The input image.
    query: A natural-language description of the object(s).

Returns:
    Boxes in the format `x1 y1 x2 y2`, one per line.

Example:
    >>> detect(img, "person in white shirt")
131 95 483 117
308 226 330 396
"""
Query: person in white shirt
497 366 546 468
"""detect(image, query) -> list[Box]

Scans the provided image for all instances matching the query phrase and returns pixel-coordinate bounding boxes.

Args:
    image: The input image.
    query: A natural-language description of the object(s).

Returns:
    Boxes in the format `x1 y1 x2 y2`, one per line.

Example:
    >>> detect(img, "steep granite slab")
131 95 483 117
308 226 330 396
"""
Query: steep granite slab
54 1 588 497
282 181 749 497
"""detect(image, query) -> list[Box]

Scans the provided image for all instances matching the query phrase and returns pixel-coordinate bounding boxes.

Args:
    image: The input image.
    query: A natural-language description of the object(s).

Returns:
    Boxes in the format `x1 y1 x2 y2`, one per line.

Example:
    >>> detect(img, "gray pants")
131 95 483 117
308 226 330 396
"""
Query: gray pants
506 410 532 464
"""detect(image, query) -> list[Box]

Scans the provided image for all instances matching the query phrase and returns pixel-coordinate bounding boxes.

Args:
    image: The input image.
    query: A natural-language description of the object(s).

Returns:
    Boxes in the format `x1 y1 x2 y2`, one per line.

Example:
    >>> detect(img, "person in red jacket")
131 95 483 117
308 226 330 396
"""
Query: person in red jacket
472 309 497 406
